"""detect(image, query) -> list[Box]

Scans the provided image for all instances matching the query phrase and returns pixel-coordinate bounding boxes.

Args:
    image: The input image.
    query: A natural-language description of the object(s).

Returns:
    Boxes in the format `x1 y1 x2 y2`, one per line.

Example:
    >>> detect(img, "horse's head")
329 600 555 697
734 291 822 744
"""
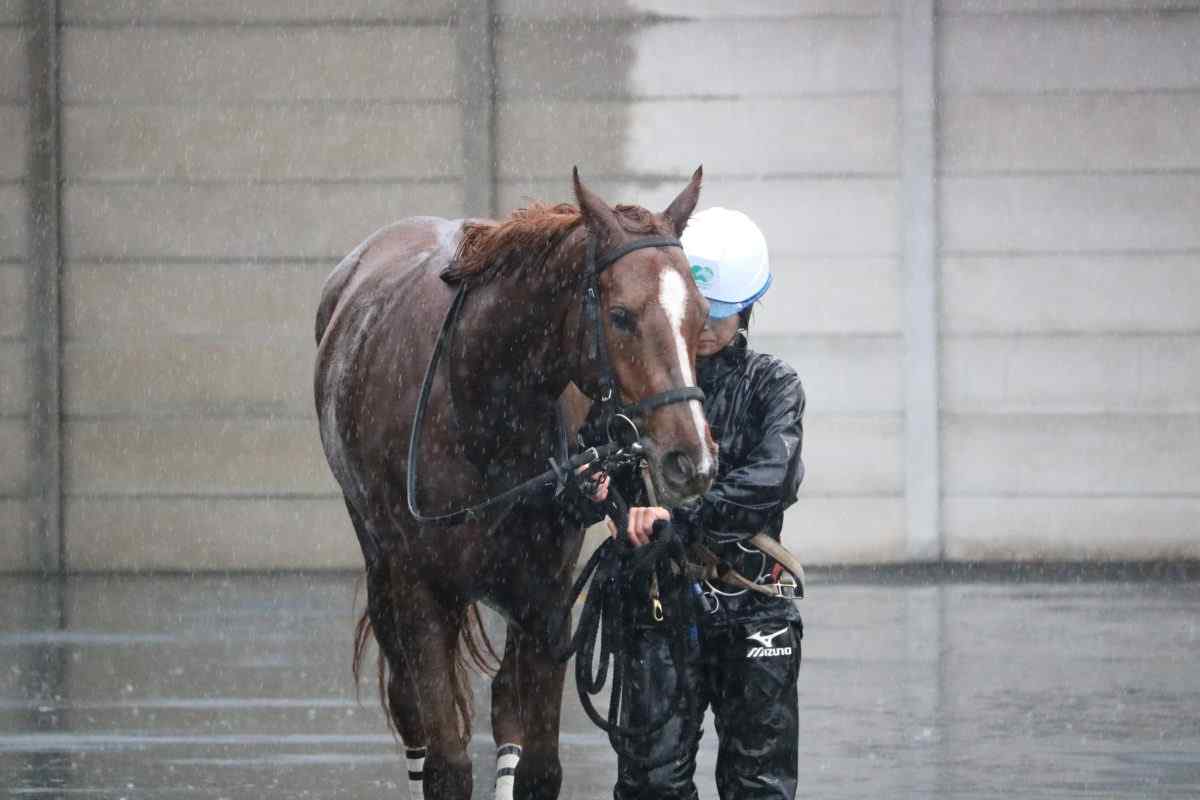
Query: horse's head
572 167 717 506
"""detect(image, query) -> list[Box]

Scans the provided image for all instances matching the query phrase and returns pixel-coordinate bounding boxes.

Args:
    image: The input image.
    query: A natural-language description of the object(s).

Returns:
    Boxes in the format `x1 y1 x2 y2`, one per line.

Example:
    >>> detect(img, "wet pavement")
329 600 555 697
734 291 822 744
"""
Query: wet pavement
2 570 1198 799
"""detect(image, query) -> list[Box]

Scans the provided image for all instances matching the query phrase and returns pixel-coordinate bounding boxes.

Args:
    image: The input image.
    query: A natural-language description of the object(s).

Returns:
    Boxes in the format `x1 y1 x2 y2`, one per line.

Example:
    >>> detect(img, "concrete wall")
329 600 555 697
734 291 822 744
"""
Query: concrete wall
5 2 466 571
57 3 461 571
3 1 1198 570
1 3 33 569
938 3 1200 560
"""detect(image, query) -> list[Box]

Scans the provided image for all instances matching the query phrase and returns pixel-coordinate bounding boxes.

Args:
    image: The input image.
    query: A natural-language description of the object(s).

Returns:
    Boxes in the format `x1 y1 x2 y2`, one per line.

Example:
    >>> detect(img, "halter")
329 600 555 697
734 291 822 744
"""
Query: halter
406 233 706 527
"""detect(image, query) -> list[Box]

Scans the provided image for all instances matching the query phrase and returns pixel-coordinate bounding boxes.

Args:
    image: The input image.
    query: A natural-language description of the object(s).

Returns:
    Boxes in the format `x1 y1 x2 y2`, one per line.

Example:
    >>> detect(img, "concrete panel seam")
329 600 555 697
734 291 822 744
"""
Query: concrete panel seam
27 0 62 574
899 0 941 561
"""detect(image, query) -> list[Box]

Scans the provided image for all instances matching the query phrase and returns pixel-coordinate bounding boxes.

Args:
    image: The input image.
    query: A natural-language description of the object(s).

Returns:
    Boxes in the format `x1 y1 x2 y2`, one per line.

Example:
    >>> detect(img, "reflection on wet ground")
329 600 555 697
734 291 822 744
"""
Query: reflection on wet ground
2 571 1198 798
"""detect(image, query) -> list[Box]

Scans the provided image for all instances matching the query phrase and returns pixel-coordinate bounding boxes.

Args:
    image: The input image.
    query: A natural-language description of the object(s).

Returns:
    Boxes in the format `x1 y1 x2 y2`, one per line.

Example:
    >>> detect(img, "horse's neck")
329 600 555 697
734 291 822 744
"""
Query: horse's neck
448 274 576 462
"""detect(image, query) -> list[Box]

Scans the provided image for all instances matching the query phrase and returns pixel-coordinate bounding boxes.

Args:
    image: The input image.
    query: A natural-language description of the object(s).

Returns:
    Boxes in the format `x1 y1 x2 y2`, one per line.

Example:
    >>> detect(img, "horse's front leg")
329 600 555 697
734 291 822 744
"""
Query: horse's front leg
487 504 584 800
491 626 524 800
490 623 567 800
511 626 568 800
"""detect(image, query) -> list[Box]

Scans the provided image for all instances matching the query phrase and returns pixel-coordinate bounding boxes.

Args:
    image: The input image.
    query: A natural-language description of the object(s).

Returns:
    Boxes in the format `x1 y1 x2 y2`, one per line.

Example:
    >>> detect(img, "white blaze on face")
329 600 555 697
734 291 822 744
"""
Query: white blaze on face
658 268 714 475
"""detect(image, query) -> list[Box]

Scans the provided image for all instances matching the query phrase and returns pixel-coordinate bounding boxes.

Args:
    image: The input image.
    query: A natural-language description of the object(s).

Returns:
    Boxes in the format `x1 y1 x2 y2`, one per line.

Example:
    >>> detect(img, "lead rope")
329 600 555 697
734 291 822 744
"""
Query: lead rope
552 489 699 769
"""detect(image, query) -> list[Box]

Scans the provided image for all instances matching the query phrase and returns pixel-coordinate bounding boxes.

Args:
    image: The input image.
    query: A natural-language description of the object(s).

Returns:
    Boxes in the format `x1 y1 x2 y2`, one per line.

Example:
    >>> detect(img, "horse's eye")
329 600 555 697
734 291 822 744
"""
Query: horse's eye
609 307 637 334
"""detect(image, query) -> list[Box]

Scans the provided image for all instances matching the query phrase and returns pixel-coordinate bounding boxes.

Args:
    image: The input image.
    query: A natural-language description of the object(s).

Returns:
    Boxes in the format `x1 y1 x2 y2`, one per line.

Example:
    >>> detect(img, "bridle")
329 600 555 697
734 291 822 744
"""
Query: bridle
406 232 706 527
577 234 706 443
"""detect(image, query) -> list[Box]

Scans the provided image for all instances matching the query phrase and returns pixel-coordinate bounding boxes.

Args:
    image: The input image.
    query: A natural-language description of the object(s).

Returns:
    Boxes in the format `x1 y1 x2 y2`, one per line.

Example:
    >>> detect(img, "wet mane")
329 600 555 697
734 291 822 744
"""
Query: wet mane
441 201 666 286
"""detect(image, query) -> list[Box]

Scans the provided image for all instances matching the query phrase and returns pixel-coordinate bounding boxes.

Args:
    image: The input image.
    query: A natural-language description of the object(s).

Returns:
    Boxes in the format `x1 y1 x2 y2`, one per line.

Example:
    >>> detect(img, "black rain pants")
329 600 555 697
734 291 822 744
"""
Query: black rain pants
613 615 802 800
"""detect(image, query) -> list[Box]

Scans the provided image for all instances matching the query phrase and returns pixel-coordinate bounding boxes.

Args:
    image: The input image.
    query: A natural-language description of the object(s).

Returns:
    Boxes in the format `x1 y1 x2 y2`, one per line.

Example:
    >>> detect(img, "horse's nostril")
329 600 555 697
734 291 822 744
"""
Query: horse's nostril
662 450 697 490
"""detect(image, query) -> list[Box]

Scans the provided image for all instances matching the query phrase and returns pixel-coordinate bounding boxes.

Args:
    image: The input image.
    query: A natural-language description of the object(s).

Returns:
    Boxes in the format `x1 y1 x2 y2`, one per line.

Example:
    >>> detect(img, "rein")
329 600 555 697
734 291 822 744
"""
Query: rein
406 233 704 527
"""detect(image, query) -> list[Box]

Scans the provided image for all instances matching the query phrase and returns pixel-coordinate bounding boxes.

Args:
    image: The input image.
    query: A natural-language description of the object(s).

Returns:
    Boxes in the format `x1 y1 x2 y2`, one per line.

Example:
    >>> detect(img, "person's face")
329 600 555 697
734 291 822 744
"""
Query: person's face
697 313 741 357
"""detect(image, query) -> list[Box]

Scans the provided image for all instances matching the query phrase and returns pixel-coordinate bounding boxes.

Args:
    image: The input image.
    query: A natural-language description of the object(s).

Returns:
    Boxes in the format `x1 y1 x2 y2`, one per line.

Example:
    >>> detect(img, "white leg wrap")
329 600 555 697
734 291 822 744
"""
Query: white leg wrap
405 745 427 800
494 743 522 800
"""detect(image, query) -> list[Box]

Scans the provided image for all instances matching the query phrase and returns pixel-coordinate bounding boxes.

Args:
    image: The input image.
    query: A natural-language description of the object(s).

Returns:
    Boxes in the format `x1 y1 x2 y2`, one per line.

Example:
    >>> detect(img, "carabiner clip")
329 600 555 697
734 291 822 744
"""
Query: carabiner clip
606 413 641 448
651 596 665 622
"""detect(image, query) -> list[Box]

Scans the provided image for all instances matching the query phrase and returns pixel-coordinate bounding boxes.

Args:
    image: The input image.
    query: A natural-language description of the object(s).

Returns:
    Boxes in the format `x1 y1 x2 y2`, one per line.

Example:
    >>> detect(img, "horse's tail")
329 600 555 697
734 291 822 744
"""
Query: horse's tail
352 605 391 730
459 600 502 680
353 598 501 746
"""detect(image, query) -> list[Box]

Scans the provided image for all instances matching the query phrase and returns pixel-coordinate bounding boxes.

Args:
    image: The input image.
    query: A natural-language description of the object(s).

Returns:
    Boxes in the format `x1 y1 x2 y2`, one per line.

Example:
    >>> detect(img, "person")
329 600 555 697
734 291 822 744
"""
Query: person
593 207 807 800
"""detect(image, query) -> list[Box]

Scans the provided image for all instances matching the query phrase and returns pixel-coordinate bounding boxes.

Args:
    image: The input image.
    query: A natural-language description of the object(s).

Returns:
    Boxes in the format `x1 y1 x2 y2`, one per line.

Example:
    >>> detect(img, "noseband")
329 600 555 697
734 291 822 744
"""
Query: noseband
406 233 705 526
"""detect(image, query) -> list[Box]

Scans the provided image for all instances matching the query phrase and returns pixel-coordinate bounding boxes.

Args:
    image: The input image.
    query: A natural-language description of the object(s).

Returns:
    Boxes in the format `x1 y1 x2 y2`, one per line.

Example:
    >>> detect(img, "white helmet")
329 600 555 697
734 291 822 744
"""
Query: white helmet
680 207 772 319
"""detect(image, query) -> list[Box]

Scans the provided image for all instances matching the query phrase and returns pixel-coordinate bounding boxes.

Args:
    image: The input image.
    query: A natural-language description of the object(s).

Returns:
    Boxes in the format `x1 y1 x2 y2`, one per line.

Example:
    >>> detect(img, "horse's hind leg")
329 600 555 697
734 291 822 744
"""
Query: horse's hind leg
374 568 474 800
363 560 430 797
349 501 470 800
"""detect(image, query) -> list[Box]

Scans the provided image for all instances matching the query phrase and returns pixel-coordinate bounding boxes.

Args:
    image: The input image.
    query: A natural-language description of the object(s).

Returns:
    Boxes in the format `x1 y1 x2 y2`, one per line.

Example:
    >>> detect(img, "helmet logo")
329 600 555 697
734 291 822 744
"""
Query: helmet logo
690 263 714 288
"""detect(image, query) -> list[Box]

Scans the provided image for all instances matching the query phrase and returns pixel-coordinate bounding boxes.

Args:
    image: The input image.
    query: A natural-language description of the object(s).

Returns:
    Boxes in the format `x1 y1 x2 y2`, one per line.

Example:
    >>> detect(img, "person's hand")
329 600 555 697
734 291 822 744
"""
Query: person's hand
620 506 670 547
576 466 609 502
590 472 609 502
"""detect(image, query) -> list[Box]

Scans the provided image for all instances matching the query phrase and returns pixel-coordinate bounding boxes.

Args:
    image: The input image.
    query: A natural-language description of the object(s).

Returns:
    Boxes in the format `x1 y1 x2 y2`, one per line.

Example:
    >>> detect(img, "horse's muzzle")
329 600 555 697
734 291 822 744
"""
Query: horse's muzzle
659 448 714 502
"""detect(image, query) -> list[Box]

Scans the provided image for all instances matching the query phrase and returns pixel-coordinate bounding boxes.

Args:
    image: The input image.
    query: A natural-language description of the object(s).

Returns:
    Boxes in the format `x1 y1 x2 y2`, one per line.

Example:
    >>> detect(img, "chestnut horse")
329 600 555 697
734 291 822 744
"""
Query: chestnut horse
314 169 715 799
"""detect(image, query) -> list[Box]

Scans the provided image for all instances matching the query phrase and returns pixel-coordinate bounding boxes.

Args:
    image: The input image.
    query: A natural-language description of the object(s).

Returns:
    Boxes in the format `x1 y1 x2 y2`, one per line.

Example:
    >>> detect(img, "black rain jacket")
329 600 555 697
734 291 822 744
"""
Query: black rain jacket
672 334 806 626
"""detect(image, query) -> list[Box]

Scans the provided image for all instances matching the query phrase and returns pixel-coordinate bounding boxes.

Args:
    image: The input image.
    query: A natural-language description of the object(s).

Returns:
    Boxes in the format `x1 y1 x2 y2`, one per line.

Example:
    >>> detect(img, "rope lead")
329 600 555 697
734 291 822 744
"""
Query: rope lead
553 514 699 769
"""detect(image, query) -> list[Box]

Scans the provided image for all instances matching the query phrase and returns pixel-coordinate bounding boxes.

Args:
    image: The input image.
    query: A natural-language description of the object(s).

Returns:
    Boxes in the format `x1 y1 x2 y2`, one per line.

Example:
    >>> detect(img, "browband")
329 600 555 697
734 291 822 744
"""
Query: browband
595 236 682 272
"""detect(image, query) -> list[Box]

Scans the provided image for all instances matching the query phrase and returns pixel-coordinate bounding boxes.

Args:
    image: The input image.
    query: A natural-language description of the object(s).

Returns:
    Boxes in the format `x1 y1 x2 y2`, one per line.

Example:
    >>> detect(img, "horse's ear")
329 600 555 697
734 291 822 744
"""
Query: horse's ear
662 165 703 237
573 166 622 248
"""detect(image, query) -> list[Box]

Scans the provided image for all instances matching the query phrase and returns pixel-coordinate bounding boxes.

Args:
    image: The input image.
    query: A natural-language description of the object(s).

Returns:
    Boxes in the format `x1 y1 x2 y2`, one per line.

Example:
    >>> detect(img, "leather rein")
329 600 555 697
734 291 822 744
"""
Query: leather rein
406 233 705 527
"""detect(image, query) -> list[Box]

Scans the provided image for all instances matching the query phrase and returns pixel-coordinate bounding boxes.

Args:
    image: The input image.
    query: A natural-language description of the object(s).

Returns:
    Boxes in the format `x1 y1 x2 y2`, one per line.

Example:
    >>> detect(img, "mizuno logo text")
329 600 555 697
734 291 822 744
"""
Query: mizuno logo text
745 627 792 658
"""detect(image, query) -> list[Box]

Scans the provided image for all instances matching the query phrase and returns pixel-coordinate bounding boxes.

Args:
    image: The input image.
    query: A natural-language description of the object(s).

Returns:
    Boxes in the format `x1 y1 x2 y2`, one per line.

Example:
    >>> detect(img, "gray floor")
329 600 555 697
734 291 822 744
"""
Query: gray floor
1 571 1198 799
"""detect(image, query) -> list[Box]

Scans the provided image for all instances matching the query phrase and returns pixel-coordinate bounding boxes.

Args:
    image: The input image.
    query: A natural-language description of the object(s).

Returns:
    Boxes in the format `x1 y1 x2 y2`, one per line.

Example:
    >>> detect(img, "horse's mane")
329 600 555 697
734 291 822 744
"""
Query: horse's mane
442 201 665 285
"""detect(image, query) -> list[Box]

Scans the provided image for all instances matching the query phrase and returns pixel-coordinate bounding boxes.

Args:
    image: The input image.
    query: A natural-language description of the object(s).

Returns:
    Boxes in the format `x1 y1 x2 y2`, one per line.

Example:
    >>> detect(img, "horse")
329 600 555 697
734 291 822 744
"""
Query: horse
313 167 716 800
